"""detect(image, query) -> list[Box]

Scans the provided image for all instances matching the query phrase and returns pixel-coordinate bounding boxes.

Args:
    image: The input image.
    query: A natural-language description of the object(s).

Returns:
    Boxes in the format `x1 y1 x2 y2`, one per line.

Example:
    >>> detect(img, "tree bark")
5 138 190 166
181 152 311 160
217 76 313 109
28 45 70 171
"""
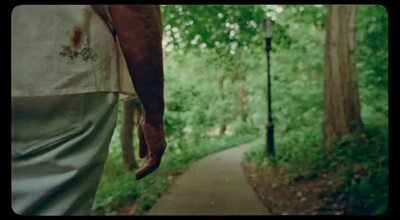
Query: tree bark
231 63 240 84
323 5 364 145
240 87 247 122
121 98 138 174
230 62 247 122
218 74 226 135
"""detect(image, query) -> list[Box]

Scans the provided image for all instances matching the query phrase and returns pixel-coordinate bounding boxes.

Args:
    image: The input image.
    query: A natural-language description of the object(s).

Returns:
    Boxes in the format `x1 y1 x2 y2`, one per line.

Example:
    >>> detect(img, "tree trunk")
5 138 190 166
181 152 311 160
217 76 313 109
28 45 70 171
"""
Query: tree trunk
231 63 240 84
120 98 138 175
323 5 364 145
231 62 247 122
218 74 226 135
240 87 247 122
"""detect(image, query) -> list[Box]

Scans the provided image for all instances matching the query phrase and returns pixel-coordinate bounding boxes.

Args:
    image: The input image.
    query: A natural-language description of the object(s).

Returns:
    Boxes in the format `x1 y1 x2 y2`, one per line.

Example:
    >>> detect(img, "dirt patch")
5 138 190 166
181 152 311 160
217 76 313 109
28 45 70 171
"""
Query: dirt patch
115 201 144 215
241 161 346 215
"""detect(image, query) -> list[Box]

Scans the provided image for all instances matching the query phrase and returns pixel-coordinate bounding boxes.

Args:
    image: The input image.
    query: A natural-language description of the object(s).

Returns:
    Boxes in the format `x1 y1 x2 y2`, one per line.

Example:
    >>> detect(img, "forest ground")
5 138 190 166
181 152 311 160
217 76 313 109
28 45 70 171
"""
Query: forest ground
242 161 345 215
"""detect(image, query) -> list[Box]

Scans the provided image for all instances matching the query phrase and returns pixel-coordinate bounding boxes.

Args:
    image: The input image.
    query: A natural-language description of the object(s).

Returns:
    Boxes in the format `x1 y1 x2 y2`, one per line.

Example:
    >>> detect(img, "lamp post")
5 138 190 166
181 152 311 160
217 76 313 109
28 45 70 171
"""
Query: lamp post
263 17 275 157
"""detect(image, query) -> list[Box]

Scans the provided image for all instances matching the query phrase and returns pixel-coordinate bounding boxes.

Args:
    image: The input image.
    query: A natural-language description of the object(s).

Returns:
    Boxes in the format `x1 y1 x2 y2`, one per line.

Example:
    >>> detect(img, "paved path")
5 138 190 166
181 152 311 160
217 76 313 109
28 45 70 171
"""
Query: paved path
147 139 269 215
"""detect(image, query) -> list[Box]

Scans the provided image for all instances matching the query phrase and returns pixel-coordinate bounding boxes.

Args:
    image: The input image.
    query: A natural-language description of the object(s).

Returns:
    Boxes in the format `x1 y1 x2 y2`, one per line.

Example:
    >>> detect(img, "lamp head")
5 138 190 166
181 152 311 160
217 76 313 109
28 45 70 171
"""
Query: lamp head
263 17 275 39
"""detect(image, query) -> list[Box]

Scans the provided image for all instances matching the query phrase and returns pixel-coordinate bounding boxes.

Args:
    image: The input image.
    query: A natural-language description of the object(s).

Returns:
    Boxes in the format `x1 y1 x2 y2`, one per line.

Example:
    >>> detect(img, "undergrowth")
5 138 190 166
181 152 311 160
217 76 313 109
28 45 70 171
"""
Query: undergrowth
244 122 388 215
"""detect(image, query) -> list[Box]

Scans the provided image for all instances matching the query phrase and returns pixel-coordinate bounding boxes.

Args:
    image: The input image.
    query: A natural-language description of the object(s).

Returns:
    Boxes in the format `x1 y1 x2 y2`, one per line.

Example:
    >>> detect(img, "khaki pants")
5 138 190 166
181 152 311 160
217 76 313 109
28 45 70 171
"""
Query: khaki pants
12 92 118 215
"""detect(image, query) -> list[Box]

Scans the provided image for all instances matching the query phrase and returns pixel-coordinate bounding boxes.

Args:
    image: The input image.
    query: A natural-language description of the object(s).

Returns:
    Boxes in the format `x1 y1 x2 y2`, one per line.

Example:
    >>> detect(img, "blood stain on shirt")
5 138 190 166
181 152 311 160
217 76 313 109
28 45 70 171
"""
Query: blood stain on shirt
71 27 83 49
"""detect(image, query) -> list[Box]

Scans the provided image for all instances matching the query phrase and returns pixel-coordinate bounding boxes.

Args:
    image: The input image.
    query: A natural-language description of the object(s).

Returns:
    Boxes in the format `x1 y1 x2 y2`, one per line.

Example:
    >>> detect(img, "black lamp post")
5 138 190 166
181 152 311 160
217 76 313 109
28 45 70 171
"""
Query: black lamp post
263 17 275 157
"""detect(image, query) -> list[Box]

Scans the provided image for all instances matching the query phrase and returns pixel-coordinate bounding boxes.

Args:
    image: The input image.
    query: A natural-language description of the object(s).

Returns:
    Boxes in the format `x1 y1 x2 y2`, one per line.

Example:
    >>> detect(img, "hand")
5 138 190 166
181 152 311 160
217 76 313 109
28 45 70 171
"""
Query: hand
135 117 167 180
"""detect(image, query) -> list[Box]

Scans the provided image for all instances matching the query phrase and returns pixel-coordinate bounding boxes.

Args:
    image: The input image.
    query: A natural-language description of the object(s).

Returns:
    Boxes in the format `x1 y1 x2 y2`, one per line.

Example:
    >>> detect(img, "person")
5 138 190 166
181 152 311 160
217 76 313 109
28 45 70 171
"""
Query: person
11 5 167 215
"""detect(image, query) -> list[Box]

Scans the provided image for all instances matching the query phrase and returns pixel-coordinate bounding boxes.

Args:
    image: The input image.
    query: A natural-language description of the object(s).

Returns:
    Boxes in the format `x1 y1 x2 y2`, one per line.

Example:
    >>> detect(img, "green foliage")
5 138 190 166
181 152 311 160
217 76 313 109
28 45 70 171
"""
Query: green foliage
243 5 387 215
93 5 387 216
329 124 388 215
356 5 388 125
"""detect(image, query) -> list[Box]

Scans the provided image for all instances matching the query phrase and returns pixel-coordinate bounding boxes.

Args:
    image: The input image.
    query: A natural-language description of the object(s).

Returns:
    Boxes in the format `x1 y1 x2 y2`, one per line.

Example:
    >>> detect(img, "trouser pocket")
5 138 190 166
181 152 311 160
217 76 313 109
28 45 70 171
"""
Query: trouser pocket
11 94 84 159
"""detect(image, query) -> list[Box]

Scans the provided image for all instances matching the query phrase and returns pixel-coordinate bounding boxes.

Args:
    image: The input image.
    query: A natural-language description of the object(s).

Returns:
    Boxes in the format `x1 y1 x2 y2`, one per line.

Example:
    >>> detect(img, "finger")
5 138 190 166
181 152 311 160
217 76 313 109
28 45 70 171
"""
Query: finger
135 122 167 180
135 156 161 180
135 146 165 180
138 123 148 158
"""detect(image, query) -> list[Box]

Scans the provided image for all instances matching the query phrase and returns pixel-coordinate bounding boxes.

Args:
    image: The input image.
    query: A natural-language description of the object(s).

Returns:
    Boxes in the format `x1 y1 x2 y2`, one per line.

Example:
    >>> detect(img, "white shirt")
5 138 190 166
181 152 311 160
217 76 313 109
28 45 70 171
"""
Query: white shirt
11 5 136 99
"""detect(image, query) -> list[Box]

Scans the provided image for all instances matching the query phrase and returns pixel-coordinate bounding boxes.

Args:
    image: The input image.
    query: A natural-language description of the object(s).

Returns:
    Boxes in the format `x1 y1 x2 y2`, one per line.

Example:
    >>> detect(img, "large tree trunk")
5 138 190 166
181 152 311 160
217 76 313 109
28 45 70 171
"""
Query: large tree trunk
323 5 364 145
120 98 139 174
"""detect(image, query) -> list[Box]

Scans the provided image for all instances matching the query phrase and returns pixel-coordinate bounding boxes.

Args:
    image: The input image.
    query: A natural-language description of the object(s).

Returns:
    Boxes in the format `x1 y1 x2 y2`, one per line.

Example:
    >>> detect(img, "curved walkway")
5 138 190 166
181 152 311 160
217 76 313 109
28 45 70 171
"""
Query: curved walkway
147 139 269 215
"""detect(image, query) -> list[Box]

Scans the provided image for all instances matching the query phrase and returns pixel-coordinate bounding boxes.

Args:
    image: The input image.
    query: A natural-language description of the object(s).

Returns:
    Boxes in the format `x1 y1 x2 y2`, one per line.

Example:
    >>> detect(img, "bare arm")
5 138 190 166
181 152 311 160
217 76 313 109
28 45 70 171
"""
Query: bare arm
109 5 166 180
